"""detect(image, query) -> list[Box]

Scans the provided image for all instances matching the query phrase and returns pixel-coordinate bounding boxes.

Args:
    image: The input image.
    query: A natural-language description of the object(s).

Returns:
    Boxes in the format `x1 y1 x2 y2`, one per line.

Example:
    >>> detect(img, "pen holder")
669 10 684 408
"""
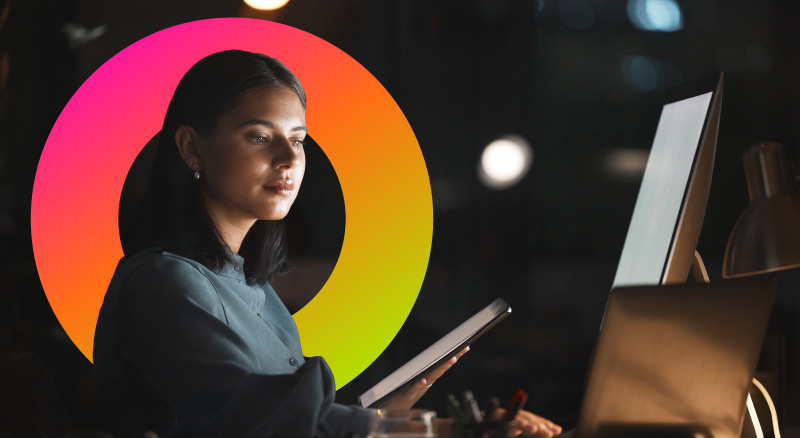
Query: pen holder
453 421 514 438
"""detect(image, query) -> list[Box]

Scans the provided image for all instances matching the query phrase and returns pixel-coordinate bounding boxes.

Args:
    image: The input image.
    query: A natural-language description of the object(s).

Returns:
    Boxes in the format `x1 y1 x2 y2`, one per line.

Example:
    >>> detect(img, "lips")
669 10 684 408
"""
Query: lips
265 179 294 195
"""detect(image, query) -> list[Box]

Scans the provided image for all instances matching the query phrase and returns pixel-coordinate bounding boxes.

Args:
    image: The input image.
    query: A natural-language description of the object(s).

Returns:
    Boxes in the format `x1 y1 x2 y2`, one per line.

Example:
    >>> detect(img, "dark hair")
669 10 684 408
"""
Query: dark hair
128 50 306 284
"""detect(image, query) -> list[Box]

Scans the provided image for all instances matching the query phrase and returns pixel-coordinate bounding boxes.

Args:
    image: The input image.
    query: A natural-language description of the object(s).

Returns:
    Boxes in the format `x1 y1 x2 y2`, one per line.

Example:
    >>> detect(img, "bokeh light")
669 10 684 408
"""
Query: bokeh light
478 135 533 190
244 0 290 11
622 55 682 92
627 0 683 32
623 55 658 92
604 148 649 179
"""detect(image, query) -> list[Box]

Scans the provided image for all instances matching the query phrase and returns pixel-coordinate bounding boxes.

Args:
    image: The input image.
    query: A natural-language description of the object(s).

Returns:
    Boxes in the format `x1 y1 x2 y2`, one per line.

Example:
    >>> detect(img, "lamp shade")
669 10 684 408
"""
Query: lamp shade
723 142 800 278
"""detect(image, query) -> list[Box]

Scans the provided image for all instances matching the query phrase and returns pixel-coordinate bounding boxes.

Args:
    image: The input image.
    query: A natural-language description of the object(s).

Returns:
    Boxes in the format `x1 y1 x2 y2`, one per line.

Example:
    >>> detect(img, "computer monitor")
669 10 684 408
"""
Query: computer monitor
612 73 724 288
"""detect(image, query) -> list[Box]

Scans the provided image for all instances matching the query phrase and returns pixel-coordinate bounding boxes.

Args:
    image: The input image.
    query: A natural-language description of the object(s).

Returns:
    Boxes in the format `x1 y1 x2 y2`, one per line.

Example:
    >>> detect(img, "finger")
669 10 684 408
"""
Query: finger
384 376 434 410
402 379 430 399
488 407 504 422
517 419 551 438
429 348 469 379
529 413 558 429
516 411 557 438
521 410 562 431
509 421 540 438
548 423 563 436
515 422 539 436
537 418 561 436
538 424 556 438
413 377 433 391
424 356 459 381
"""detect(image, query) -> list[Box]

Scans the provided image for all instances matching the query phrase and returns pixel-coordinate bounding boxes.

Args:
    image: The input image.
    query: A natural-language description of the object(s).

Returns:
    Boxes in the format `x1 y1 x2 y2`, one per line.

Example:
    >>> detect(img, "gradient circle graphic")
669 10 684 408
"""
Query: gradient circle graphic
31 18 432 388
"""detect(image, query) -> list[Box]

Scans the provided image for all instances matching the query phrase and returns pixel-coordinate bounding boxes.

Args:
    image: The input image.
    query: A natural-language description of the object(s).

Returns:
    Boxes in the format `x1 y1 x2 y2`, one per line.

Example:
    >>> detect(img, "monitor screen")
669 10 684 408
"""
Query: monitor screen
613 75 722 288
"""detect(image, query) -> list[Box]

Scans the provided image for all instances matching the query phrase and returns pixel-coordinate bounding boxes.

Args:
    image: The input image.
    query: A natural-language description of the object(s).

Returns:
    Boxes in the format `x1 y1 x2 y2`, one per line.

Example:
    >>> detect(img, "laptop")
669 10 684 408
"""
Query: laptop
575 279 775 438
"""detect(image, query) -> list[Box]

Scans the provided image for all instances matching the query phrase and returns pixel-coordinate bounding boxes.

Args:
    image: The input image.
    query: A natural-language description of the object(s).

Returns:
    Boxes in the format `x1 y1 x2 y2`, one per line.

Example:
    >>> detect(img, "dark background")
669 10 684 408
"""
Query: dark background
2 0 799 433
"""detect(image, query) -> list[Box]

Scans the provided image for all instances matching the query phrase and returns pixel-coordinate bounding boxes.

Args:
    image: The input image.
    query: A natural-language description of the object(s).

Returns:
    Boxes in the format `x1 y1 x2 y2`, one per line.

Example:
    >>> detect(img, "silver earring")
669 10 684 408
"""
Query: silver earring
191 163 200 180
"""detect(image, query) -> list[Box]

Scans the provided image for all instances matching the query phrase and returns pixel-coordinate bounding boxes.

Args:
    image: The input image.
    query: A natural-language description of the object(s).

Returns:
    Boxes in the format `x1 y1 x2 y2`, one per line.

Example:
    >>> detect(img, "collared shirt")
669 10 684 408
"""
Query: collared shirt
94 248 374 438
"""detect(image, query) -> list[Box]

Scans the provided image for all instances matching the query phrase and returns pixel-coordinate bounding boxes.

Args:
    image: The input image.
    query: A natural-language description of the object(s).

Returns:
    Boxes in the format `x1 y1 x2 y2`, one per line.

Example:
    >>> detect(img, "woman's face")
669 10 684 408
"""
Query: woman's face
195 86 306 227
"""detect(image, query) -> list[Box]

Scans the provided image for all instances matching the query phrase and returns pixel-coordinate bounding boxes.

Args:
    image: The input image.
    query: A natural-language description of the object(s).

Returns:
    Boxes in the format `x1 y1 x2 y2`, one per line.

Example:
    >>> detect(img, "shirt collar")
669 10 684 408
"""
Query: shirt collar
218 249 247 280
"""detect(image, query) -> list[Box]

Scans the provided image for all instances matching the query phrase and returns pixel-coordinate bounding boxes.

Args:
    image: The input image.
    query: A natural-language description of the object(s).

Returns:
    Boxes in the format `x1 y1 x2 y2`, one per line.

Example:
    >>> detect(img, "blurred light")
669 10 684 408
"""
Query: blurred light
605 148 648 179
478 135 533 190
244 0 290 10
63 23 107 49
627 0 683 32
621 55 681 92
559 0 596 30
622 55 658 92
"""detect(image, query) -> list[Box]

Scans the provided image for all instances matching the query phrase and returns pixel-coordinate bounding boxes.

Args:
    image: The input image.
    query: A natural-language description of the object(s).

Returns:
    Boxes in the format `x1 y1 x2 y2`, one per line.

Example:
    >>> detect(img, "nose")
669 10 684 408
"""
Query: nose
271 136 304 169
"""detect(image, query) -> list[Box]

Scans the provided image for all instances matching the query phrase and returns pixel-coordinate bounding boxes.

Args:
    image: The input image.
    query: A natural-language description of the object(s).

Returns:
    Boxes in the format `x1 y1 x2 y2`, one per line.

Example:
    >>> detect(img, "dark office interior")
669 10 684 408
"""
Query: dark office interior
1 0 799 435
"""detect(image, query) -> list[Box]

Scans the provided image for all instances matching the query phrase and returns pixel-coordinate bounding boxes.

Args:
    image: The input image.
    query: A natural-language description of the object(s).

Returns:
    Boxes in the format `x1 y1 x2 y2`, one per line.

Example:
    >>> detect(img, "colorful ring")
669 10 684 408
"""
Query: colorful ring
30 18 432 387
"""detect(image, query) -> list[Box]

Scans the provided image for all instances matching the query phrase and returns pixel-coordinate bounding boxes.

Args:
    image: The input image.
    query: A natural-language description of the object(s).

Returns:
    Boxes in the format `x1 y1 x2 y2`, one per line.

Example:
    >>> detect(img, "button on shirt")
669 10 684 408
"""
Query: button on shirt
93 248 373 438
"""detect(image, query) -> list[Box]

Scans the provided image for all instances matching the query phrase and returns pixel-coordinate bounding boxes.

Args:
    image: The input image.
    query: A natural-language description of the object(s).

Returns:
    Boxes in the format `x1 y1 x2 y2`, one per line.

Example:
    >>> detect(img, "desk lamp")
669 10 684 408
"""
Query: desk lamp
723 141 800 277
722 141 800 438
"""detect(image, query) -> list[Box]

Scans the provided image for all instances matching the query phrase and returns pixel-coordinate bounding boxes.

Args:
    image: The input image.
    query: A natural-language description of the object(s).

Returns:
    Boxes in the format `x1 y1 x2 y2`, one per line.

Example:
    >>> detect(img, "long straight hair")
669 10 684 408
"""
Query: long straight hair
127 50 307 285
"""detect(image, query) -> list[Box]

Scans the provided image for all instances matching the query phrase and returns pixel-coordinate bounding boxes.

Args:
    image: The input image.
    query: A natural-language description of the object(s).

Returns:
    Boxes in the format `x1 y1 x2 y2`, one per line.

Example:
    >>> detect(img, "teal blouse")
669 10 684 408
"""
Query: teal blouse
93 248 374 437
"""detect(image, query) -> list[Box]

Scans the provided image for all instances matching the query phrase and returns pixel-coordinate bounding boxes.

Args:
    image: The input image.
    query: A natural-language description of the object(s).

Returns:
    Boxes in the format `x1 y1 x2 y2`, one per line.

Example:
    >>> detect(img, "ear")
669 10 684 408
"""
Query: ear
174 125 203 170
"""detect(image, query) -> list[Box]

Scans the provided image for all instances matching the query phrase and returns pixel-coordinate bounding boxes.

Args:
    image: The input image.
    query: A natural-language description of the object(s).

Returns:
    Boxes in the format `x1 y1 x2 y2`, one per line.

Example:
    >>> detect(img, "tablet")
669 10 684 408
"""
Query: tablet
358 298 512 408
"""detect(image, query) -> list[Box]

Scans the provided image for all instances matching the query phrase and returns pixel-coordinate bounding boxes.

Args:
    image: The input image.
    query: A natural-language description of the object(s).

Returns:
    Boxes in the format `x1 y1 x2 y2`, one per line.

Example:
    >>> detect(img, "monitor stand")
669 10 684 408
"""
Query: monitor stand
691 251 711 283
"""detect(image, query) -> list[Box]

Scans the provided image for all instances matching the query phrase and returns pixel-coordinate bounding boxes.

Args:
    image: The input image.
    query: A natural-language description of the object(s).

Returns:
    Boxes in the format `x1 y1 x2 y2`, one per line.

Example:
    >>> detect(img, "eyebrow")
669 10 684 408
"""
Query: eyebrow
235 119 307 132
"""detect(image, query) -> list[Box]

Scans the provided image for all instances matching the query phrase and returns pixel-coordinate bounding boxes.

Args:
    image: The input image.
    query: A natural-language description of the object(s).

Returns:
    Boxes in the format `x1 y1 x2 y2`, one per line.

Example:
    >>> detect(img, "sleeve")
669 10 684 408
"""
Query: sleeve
117 257 374 438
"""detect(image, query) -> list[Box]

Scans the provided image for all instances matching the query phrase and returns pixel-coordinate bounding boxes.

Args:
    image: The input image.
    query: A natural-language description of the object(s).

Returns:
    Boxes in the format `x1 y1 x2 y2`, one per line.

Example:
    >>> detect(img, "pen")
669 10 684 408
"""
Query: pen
485 396 501 422
500 389 528 422
461 390 482 424
446 393 467 426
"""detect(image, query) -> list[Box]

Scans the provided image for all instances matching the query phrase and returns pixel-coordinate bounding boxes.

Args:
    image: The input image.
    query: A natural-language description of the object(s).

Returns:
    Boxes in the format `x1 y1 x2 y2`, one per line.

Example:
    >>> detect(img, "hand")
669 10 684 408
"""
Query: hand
490 408 562 438
380 347 470 410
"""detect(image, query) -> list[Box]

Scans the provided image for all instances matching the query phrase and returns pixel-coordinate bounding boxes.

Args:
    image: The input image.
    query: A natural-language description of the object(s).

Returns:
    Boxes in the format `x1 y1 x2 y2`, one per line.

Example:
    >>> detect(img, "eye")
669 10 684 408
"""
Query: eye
247 134 269 144
291 139 305 148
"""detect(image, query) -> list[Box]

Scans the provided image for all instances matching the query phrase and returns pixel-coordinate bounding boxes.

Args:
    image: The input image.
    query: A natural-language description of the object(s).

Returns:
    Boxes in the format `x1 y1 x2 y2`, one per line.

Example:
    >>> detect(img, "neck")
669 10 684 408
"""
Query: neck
203 200 256 255
217 224 252 255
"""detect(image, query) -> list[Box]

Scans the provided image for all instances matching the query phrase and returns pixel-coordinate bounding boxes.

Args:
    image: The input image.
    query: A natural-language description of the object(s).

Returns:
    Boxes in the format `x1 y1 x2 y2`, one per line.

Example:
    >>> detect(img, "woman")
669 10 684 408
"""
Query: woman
94 50 561 438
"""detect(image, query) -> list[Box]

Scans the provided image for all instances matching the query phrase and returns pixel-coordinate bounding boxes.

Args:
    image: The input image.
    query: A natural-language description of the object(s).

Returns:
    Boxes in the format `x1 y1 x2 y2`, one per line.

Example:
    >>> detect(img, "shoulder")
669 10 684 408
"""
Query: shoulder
114 249 224 317
121 249 213 290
